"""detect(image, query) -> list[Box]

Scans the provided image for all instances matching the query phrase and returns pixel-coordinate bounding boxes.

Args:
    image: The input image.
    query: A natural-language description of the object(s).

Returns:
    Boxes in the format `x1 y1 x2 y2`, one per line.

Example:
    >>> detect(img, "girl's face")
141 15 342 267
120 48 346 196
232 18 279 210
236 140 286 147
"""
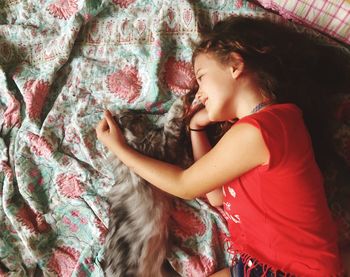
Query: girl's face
193 53 238 122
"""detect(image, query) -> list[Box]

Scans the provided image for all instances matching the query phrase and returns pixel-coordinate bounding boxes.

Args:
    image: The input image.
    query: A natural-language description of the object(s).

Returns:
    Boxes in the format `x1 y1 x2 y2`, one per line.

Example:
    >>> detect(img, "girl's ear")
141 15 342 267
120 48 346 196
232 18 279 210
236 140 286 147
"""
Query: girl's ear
230 52 244 79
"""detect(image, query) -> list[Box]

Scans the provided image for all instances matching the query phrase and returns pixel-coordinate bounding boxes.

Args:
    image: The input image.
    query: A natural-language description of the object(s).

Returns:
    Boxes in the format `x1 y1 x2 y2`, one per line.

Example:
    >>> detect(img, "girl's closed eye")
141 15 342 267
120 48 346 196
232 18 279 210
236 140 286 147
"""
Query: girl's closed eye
197 74 204 81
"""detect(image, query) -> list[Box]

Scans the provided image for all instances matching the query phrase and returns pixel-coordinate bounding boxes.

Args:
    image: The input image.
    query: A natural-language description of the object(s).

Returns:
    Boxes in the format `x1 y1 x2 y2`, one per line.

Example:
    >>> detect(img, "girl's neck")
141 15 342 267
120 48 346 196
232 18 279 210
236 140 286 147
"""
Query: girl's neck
234 78 269 119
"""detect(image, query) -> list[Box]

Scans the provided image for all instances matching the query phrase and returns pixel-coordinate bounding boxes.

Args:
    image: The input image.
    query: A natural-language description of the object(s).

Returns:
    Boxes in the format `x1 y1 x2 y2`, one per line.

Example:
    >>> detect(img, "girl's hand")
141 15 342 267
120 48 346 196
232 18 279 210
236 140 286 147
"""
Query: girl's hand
95 110 126 152
189 106 211 129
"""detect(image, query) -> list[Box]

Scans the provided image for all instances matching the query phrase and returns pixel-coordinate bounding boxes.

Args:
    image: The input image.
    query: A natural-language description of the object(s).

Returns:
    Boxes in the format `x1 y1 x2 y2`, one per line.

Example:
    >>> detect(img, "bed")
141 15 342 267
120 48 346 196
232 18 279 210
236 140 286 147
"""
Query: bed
0 0 349 276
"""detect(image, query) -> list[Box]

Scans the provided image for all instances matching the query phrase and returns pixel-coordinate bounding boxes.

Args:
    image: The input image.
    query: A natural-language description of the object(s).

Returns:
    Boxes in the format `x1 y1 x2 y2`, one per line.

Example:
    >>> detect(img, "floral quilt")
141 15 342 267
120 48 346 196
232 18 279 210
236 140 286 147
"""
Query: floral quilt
1 0 349 276
0 0 267 276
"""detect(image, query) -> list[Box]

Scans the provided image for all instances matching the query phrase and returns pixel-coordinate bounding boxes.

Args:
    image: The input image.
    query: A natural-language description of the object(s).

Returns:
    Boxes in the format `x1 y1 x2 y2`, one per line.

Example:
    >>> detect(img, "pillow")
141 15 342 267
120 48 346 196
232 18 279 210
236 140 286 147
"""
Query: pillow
254 0 350 45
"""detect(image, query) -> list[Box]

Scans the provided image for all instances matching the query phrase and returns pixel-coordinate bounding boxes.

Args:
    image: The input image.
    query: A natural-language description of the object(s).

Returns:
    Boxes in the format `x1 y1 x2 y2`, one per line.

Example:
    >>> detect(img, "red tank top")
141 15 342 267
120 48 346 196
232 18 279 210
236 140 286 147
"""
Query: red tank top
223 104 341 276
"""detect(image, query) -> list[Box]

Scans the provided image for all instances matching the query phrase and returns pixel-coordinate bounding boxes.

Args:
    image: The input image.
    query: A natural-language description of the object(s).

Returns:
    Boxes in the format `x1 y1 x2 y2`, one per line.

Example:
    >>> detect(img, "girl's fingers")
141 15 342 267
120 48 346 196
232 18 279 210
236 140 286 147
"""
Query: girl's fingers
101 118 110 131
104 110 116 127
189 103 205 117
96 118 108 132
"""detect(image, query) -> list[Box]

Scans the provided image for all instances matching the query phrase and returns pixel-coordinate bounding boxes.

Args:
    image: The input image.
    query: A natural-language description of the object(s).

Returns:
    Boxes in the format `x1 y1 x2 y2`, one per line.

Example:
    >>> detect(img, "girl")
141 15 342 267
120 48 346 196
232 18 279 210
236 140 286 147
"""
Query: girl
96 16 348 276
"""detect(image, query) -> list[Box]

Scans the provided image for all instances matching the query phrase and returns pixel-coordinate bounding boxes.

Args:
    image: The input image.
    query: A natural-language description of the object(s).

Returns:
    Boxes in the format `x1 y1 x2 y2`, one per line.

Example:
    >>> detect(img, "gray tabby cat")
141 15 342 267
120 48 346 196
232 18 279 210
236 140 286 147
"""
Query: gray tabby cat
103 98 190 277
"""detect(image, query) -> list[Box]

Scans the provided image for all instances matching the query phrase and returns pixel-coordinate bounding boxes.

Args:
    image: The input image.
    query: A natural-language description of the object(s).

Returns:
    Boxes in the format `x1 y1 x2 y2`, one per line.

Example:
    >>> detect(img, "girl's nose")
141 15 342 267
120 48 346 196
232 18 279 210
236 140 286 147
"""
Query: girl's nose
192 90 203 106
196 89 207 104
195 88 203 100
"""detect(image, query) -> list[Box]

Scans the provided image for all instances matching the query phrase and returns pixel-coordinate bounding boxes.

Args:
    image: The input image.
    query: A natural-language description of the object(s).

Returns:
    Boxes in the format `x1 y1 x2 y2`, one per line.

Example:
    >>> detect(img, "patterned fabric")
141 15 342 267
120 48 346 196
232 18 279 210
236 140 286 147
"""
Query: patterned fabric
0 0 349 276
255 0 350 44
0 0 265 276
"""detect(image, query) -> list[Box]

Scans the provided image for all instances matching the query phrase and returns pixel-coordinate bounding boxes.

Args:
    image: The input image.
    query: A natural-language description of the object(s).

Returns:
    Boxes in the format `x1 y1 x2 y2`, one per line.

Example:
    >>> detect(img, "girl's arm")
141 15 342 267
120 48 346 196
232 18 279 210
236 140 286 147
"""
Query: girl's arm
96 110 269 200
190 109 224 207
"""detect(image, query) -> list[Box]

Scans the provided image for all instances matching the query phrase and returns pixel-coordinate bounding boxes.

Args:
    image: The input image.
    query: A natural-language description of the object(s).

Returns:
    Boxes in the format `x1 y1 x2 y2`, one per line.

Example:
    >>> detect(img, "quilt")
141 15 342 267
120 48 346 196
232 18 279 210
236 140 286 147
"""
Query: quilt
1 0 349 276
0 0 267 276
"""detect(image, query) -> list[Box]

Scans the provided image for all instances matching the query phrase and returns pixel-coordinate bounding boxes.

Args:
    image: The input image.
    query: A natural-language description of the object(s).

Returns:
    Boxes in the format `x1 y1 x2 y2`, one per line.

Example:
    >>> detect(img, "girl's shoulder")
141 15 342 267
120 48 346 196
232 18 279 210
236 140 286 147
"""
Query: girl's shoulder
235 103 310 169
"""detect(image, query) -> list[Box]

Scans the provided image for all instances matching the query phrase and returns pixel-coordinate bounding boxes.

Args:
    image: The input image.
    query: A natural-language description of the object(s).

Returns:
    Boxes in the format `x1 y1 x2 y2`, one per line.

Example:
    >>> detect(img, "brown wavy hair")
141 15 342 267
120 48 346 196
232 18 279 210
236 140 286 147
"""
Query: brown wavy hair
184 16 350 170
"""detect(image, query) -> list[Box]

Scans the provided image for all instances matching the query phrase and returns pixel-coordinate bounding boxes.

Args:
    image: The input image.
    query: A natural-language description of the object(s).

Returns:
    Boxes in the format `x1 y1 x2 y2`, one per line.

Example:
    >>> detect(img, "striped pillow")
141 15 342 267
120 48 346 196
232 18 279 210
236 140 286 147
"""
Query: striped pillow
256 0 350 44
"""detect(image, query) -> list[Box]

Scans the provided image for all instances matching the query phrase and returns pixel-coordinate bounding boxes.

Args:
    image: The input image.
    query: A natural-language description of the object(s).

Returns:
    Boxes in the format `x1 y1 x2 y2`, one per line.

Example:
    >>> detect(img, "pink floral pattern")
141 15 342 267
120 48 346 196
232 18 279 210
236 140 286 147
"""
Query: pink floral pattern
65 126 81 143
106 66 142 103
112 0 136 8
27 132 54 159
16 205 51 234
145 101 165 113
3 94 21 128
56 173 84 198
94 218 107 244
23 80 50 119
48 246 80 277
183 254 216 277
163 57 197 96
63 216 80 232
170 205 206 240
183 9 193 27
234 0 243 9
47 0 79 20
71 210 80 217
167 8 175 24
84 257 95 272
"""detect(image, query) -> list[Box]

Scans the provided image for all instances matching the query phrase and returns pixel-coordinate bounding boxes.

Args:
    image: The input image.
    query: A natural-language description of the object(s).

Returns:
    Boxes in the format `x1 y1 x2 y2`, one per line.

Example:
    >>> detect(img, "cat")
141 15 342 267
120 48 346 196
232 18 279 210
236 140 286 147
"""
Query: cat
103 98 191 277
